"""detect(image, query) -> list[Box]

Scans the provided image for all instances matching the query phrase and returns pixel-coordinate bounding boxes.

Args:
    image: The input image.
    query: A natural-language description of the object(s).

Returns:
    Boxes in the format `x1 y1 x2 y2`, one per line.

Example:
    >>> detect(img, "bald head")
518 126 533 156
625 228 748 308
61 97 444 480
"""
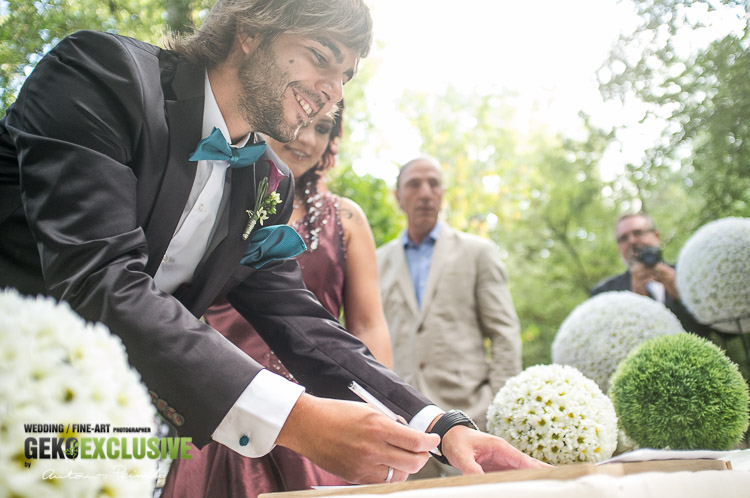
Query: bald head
396 156 442 189
395 157 444 244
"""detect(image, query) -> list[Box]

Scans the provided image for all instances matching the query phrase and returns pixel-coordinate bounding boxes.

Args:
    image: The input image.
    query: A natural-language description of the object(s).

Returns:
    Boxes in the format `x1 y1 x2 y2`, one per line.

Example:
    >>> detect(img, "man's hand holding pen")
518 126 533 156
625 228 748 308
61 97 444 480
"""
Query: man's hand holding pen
276 384 546 485
347 381 547 479
276 393 439 484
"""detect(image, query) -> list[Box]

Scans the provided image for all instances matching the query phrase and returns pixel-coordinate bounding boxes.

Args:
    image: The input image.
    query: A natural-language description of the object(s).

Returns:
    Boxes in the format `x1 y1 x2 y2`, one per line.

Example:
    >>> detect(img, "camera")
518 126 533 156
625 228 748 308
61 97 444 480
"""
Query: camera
635 246 662 267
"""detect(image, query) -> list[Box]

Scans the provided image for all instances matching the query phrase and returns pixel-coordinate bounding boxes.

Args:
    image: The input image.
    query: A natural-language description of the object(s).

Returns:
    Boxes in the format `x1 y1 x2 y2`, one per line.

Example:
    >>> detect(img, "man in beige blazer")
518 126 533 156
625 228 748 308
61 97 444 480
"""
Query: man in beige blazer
377 157 523 478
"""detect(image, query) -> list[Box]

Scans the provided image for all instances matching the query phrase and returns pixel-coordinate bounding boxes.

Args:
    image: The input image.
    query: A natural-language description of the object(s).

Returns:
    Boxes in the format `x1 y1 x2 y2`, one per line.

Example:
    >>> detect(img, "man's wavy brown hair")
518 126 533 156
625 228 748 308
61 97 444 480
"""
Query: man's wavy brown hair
167 0 373 69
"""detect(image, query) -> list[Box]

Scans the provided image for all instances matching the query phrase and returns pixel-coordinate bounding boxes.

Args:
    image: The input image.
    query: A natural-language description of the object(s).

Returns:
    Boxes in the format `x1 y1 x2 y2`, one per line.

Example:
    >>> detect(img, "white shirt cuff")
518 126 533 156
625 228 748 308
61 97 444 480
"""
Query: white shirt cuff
211 369 305 457
410 405 444 433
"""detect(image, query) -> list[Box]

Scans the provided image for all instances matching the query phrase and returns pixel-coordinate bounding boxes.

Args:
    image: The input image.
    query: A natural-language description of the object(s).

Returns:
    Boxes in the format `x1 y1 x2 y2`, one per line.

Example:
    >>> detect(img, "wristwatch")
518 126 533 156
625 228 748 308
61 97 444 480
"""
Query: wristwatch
428 410 479 465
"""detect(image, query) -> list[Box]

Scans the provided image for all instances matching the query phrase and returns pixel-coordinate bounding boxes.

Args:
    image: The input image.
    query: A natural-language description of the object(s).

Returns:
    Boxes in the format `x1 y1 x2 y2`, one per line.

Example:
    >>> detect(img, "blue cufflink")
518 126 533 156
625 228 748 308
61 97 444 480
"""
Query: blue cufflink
239 435 249 447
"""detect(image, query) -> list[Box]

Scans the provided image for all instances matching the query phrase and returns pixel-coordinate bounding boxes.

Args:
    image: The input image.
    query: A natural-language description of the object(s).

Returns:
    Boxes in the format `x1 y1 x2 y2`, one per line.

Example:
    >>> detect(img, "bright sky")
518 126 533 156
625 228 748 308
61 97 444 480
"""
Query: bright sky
355 0 746 184
352 0 636 183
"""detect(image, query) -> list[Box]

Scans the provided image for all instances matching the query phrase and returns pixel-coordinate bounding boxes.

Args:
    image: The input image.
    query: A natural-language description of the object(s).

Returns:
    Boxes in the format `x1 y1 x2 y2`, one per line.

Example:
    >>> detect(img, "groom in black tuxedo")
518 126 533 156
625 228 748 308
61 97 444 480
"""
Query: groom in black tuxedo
0 0 542 482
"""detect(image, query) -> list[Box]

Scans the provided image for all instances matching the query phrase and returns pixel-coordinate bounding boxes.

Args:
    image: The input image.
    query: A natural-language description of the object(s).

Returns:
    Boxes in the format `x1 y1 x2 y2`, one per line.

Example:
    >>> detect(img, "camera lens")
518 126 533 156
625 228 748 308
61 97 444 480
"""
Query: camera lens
637 246 662 267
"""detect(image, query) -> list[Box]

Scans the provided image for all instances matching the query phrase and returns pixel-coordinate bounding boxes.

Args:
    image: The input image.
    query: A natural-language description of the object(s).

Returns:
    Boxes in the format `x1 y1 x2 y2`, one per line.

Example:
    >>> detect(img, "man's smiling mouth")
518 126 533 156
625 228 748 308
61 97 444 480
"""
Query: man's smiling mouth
295 92 314 117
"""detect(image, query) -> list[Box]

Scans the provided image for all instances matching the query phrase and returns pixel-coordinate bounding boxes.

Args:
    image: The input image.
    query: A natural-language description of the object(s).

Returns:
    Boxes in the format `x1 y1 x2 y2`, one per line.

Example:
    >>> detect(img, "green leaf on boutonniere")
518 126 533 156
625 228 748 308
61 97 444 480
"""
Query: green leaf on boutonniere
243 160 287 240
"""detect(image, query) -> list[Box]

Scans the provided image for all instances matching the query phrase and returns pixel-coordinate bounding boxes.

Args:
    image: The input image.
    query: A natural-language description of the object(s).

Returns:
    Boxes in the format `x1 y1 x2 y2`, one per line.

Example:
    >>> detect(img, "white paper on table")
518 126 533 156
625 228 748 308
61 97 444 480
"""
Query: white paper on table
600 448 750 471
310 448 750 492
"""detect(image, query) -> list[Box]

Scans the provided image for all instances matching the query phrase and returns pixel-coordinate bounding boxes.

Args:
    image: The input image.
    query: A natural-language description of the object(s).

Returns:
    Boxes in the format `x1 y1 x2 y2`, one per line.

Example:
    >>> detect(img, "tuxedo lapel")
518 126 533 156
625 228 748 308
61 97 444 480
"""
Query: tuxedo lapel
144 61 204 276
419 225 454 321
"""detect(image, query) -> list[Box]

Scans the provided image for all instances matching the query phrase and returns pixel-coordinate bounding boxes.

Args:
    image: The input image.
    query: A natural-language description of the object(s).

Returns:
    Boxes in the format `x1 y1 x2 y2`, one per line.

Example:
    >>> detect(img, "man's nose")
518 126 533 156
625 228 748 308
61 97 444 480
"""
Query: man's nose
416 182 433 196
319 78 343 104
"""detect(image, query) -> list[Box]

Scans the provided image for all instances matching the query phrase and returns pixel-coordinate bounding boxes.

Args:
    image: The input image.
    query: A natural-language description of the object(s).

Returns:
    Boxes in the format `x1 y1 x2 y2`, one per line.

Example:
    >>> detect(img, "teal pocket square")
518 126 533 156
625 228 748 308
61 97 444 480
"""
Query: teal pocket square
240 225 306 269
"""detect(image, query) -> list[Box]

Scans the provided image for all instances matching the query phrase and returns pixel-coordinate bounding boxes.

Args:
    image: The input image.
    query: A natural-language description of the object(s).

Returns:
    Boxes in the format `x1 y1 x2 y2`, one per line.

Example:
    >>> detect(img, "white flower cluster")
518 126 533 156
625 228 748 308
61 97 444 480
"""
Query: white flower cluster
552 291 684 391
486 364 618 464
0 289 157 497
676 217 750 333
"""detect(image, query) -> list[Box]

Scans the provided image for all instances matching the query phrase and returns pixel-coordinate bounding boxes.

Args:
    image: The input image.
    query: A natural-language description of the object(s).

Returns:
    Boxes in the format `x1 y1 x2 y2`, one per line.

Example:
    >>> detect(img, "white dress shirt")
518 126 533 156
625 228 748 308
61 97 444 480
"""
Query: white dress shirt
646 281 666 303
153 73 439 458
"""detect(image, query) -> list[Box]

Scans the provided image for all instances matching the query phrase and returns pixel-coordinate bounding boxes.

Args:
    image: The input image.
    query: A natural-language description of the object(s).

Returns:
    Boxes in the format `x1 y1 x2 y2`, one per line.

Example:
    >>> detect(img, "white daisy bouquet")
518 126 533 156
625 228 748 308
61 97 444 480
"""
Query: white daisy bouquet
676 217 750 333
486 364 618 464
552 291 684 391
0 289 157 497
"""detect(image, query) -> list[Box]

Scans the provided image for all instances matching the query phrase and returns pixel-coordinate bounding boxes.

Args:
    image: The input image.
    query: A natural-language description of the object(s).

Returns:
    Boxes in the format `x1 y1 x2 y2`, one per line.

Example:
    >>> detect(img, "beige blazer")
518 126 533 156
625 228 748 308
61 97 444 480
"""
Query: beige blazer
377 224 522 430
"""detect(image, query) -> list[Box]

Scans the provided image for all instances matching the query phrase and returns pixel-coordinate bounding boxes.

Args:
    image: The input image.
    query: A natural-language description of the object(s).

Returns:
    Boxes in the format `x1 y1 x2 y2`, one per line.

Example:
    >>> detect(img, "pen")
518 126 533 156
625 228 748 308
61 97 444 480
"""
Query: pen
348 381 408 425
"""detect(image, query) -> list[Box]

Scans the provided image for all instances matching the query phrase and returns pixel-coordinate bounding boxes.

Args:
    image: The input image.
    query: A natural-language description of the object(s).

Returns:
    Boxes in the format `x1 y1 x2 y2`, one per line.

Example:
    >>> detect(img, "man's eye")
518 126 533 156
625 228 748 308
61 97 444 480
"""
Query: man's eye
311 49 327 65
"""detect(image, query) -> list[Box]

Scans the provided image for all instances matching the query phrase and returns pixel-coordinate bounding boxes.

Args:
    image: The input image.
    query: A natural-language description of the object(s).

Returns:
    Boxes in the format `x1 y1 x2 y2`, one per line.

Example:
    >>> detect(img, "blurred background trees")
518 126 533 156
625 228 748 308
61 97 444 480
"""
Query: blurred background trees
0 0 216 110
2 0 748 373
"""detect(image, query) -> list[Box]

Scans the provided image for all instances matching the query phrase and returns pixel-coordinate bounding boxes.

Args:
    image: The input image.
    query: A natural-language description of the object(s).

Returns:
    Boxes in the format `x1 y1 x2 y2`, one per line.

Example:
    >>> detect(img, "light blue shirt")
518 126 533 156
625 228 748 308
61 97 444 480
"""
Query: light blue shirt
402 221 443 308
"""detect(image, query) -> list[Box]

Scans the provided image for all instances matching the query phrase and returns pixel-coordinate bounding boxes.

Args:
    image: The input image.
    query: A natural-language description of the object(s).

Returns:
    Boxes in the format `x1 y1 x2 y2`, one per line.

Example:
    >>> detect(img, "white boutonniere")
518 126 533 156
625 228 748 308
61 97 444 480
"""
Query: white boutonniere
243 160 287 240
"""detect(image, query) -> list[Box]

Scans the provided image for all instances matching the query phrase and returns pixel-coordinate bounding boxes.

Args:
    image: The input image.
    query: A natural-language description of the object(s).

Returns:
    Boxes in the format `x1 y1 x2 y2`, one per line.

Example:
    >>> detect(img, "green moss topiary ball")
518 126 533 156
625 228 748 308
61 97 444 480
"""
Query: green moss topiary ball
609 333 749 450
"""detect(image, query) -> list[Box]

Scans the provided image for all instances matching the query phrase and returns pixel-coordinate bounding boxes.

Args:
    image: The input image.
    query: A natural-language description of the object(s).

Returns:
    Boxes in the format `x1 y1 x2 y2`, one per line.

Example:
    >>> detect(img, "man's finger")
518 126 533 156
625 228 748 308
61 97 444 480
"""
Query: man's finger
451 454 484 475
381 419 440 453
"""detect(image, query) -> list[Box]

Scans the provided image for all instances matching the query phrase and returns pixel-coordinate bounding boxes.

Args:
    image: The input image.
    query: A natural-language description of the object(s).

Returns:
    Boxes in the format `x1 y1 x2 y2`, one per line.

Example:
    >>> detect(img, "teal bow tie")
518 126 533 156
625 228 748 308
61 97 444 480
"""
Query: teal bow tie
240 225 306 269
190 127 267 167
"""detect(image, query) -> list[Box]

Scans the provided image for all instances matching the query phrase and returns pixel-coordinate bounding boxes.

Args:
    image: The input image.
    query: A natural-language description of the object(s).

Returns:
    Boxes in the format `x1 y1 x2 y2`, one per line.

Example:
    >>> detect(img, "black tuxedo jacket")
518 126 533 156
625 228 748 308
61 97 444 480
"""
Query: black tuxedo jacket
591 269 716 338
0 31 430 446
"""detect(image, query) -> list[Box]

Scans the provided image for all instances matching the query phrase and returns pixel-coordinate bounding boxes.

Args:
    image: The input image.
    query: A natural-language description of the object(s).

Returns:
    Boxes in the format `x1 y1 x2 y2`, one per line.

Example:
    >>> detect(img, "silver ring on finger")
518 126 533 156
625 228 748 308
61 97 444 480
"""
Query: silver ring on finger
385 466 394 483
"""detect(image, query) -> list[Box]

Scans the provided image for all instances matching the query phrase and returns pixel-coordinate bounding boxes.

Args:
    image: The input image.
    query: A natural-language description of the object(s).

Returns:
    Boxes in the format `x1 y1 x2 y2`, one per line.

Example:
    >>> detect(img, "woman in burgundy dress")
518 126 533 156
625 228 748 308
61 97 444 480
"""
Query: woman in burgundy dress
162 102 393 497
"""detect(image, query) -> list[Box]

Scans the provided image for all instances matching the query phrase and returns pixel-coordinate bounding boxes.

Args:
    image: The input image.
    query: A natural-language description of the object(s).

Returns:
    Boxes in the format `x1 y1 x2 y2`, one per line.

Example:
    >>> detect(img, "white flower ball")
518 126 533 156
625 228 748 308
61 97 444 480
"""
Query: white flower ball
0 289 157 498
552 291 684 391
486 364 618 464
676 217 750 333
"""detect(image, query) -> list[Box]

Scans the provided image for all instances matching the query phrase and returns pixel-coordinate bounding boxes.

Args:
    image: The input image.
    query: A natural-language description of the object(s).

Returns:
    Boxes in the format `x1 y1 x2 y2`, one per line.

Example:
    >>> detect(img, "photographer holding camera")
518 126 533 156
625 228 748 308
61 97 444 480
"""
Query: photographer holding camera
591 212 713 337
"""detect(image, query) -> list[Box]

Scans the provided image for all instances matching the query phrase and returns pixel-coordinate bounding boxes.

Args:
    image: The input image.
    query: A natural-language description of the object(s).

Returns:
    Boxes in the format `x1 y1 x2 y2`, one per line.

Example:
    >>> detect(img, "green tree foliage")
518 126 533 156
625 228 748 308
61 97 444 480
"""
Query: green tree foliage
398 88 623 368
600 0 750 383
0 0 212 111
327 164 403 247
503 129 624 368
399 88 525 236
688 36 750 220
397 0 750 370
600 0 750 226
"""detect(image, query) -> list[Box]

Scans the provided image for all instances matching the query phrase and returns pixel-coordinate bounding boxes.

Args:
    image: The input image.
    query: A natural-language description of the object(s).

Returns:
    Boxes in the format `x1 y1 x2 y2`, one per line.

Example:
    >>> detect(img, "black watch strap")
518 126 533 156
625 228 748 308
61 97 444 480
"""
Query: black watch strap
428 410 479 466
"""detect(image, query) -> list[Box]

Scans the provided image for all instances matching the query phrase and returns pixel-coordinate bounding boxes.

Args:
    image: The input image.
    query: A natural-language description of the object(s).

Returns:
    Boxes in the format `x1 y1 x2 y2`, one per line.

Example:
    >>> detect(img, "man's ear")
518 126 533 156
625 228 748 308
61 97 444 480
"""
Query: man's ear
236 29 262 56
394 189 404 211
